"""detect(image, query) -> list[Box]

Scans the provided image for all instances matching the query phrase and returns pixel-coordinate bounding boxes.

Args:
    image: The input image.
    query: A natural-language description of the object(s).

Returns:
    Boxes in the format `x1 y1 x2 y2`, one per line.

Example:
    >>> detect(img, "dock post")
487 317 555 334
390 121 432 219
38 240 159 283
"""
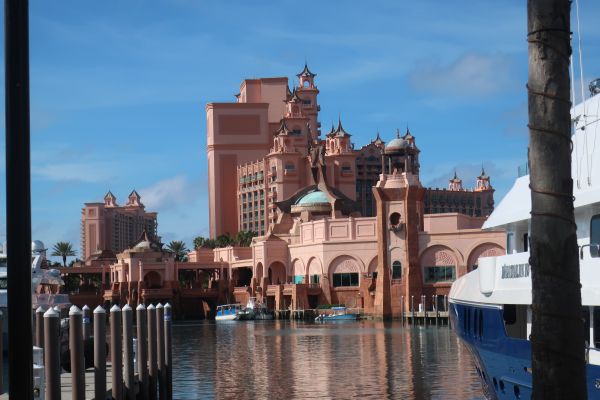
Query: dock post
411 295 414 325
44 307 61 400
35 306 44 348
82 305 92 340
137 304 149 400
93 306 106 400
122 304 135 400
110 304 123 400
148 304 158 400
69 306 85 400
156 303 166 399
164 303 173 400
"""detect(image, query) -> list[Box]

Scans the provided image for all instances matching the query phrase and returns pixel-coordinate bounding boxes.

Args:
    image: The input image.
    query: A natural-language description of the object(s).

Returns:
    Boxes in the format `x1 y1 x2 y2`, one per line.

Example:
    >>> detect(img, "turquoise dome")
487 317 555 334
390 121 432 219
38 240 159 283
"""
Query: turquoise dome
296 190 329 205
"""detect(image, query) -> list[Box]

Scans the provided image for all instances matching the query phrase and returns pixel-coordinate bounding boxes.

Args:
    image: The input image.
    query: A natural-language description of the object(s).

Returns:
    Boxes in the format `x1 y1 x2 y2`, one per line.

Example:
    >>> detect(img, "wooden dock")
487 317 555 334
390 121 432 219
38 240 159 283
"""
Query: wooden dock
0 363 116 400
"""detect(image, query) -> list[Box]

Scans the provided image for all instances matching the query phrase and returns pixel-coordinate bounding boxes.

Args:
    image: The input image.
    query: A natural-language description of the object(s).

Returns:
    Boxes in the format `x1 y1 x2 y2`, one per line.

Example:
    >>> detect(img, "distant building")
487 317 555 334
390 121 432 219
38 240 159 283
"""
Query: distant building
424 169 495 217
81 190 158 263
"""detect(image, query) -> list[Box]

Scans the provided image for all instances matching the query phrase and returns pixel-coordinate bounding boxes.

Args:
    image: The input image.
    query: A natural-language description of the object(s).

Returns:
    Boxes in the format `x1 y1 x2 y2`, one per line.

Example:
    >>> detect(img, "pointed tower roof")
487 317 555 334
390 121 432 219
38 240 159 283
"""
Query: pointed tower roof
275 119 291 136
126 190 143 206
104 190 116 200
334 117 351 137
104 191 117 206
286 85 293 100
372 131 384 146
326 122 336 138
289 88 302 103
296 62 316 78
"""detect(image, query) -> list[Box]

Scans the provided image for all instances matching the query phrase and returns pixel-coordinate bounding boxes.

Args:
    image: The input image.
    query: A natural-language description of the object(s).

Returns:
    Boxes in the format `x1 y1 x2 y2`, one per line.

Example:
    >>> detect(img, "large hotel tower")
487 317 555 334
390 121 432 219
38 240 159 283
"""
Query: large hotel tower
81 190 158 260
206 65 495 238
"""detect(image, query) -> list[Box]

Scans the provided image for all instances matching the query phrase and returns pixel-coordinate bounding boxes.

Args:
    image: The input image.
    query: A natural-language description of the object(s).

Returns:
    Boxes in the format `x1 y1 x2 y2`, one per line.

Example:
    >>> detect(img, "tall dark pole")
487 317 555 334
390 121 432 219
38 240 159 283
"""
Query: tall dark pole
4 0 33 398
527 1 586 398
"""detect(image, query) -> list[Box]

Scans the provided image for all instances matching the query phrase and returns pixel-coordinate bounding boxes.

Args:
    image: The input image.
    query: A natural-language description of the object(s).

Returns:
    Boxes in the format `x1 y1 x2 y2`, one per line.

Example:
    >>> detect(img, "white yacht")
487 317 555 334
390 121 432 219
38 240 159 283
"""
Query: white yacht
450 81 600 398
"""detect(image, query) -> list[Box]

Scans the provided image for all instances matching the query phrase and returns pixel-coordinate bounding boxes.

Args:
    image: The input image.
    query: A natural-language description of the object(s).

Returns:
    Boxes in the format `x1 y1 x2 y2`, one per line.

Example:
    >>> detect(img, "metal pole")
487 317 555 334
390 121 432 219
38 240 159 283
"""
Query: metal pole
35 306 44 348
110 304 123 400
82 305 92 340
44 307 60 400
164 303 173 400
137 304 149 400
148 304 158 400
156 303 165 399
122 304 135 400
411 295 414 325
93 306 106 400
5 0 33 395
69 306 85 400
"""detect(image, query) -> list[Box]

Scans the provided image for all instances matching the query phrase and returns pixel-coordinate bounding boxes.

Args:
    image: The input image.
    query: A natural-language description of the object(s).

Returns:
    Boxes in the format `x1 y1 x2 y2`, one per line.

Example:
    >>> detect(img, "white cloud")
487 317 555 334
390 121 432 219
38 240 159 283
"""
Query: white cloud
408 53 516 97
34 161 116 183
138 175 188 210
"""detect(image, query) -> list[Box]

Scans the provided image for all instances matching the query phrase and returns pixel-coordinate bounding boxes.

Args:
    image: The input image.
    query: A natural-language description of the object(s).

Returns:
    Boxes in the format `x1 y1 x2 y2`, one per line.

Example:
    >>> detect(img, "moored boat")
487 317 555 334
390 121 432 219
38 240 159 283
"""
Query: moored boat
449 85 600 398
315 306 359 322
215 304 242 321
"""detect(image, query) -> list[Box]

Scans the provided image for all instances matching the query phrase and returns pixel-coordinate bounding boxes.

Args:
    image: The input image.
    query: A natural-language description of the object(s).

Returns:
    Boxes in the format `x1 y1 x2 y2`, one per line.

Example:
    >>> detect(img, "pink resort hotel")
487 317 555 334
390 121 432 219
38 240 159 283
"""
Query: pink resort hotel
70 65 505 319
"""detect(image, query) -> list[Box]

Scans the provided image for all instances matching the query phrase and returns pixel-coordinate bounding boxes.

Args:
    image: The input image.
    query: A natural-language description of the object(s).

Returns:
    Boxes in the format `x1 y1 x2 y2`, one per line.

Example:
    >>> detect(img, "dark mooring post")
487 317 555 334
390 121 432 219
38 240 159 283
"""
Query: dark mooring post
4 0 33 398
137 304 149 400
122 304 135 400
44 307 60 400
527 1 587 398
82 305 92 340
110 305 123 400
69 306 85 400
35 306 44 348
156 303 165 399
164 303 173 400
93 306 106 400
148 304 158 400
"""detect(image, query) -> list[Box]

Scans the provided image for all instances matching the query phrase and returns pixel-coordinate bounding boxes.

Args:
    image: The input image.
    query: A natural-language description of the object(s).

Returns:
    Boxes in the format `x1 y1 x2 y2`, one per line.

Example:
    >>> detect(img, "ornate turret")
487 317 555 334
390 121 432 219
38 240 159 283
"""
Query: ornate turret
126 190 143 207
475 167 492 191
448 171 463 191
326 118 353 155
296 62 316 88
104 191 117 207
382 128 420 176
372 131 385 148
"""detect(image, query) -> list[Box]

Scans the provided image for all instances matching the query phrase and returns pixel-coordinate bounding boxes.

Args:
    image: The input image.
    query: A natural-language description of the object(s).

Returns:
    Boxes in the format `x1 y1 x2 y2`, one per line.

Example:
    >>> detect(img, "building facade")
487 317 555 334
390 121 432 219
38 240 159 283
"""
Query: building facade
81 190 158 262
207 65 494 238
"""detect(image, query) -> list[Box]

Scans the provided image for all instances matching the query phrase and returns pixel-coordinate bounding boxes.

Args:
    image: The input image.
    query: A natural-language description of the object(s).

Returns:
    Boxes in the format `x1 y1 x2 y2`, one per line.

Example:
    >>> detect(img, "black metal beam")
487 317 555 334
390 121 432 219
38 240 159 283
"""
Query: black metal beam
4 0 33 398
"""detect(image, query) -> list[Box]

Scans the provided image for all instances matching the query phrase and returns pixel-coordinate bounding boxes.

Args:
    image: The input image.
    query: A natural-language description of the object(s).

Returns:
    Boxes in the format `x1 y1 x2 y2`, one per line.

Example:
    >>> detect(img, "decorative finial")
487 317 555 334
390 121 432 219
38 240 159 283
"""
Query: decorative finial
396 128 401 139
453 169 458 180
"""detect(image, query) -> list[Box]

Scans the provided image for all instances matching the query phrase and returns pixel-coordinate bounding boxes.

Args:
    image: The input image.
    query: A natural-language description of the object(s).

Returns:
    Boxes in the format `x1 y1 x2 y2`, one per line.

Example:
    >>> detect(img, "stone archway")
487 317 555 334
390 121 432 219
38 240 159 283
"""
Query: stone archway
328 256 361 287
268 261 287 285
420 245 458 284
255 262 264 282
291 259 305 284
307 257 322 285
367 257 378 277
467 243 504 272
144 271 162 289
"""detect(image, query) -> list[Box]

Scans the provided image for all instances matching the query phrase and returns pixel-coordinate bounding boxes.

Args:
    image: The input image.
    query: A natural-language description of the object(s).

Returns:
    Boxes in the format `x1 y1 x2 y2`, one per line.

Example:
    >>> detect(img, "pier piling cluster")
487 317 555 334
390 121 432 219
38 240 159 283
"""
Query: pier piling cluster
27 302 173 400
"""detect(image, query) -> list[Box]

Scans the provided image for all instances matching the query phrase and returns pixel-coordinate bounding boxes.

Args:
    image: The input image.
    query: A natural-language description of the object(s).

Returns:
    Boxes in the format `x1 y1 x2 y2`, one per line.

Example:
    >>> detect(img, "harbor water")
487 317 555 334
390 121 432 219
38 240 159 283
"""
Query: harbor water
171 320 483 399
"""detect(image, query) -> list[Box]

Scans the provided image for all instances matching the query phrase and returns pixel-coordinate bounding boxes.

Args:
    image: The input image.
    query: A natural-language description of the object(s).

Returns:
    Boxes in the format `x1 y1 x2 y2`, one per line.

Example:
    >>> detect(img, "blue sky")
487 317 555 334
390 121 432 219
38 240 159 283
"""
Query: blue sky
1 0 599 260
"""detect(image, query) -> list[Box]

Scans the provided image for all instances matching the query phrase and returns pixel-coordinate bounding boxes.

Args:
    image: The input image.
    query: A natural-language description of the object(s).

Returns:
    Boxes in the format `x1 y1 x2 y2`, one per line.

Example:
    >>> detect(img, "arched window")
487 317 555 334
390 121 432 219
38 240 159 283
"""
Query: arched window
392 261 402 279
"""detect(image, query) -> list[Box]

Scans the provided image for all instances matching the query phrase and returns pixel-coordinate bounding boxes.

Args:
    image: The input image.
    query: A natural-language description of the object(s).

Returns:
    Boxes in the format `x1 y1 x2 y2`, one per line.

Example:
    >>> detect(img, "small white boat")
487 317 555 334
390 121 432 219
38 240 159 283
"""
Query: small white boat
236 298 273 320
315 306 360 322
215 304 242 321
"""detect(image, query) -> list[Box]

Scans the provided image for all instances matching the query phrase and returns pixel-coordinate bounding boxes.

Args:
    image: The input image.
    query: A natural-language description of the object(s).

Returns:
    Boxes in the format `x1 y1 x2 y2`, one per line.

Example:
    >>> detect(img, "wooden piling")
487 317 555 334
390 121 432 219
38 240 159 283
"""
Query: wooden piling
110 304 123 400
93 306 106 400
44 307 61 400
164 303 173 400
35 306 44 348
122 304 135 400
136 304 149 400
82 305 92 340
147 304 158 400
69 306 85 400
156 303 166 399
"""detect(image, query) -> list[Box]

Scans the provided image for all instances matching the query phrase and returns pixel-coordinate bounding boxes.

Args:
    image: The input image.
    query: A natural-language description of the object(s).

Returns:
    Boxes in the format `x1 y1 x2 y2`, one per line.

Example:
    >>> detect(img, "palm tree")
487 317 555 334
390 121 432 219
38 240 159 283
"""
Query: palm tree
215 234 234 248
166 240 189 262
235 230 257 247
193 236 206 250
51 242 76 267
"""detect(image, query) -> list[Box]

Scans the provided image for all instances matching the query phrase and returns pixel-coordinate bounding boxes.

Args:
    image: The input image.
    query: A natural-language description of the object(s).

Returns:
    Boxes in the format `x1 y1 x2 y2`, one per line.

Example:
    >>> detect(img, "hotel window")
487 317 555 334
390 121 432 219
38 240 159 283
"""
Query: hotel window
424 266 455 283
285 163 295 171
290 129 302 136
591 215 600 257
310 274 320 284
392 261 402 279
341 165 352 173
332 273 359 287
